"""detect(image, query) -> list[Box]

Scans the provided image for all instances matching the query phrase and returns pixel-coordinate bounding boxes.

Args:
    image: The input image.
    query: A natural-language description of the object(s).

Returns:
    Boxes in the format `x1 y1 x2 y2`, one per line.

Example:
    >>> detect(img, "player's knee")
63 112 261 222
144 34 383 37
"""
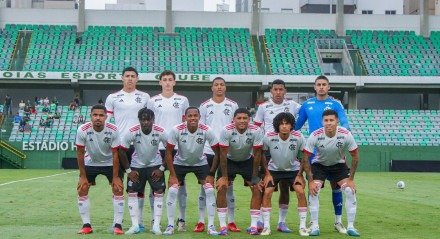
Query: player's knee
203 183 215 194
295 187 306 198
168 185 179 195
77 188 89 197
113 188 124 196
343 186 354 197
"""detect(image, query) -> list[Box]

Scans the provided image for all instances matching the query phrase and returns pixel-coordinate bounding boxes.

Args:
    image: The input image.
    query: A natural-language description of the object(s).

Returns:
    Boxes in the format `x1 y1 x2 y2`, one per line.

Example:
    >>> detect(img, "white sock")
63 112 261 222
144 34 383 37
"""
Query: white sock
127 193 139 227
226 184 235 223
78 195 90 225
344 187 357 229
147 191 153 223
203 183 216 228
177 185 187 220
278 204 288 223
198 186 206 223
138 193 145 226
217 208 227 228
153 193 164 228
309 189 321 228
166 186 178 226
113 195 125 225
335 215 342 224
261 207 271 229
298 207 307 229
250 209 261 228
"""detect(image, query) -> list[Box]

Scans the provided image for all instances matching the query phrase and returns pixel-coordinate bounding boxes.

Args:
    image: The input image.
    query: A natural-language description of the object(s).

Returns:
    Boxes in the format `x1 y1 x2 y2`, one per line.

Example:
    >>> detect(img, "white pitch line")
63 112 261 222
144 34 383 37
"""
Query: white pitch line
0 171 77 187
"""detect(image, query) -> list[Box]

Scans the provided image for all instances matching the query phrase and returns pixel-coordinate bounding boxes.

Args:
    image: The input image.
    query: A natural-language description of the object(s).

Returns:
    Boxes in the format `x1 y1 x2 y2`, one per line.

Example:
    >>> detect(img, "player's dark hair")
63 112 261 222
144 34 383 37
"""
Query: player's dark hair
138 107 155 120
185 106 200 115
270 79 285 89
273 112 295 133
160 70 176 80
212 77 226 86
315 75 329 83
91 104 106 113
122 66 138 76
322 109 338 118
234 107 251 117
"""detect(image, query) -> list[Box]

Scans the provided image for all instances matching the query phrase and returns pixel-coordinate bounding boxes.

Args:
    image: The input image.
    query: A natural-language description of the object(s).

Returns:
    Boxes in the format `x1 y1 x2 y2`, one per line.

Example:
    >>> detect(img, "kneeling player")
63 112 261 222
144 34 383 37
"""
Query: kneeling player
119 108 167 235
261 112 309 236
76 104 124 235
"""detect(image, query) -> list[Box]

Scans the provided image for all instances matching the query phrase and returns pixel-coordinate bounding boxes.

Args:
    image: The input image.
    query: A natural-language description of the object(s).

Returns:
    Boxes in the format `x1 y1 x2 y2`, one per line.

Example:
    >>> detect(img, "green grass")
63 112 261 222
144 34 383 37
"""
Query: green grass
0 170 438 238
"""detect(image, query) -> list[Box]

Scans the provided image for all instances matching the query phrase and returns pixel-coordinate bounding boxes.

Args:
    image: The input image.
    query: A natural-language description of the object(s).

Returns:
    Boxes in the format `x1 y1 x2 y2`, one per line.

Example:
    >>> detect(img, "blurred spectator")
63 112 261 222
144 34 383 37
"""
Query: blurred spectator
42 105 50 113
52 96 59 107
69 100 78 111
98 98 104 105
43 97 50 107
13 112 22 123
18 100 26 111
4 94 12 116
73 95 80 106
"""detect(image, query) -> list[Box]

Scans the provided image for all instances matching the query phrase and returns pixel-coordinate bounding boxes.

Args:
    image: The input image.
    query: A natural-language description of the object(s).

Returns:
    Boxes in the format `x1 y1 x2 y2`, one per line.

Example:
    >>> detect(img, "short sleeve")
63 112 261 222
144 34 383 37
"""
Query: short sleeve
75 128 85 147
218 128 230 147
254 105 264 125
253 128 264 148
206 127 219 147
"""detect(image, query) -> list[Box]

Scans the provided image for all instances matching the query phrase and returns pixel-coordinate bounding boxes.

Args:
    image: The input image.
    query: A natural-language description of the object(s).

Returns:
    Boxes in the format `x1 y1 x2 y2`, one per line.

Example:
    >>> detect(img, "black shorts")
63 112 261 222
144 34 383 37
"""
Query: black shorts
85 166 123 185
312 163 349 183
205 154 214 168
266 170 299 191
174 164 210 185
126 165 166 193
217 157 253 183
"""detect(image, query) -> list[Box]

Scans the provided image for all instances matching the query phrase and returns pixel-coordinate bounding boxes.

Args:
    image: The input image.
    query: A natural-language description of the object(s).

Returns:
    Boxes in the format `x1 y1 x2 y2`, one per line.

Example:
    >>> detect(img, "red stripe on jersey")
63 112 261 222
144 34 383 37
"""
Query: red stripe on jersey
80 122 92 131
248 124 259 130
225 98 237 104
254 121 263 127
129 124 141 132
266 131 278 137
153 125 165 132
210 143 219 149
312 128 324 136
76 144 85 148
200 99 211 106
253 144 263 149
303 149 313 155
219 144 229 148
106 110 114 114
225 123 235 130
198 123 209 131
338 128 350 134
349 148 359 153
119 145 129 151
106 123 118 131
291 131 302 137
167 142 176 148
176 123 186 130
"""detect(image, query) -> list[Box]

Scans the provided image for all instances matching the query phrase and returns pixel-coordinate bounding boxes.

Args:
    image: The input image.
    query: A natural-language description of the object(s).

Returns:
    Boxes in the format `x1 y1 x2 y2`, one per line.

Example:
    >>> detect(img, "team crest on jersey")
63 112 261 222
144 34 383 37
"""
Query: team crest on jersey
151 139 158 146
245 138 252 144
289 144 296 151
336 141 343 148
223 108 231 115
173 102 180 108
196 138 204 144
135 96 142 103
103 137 111 144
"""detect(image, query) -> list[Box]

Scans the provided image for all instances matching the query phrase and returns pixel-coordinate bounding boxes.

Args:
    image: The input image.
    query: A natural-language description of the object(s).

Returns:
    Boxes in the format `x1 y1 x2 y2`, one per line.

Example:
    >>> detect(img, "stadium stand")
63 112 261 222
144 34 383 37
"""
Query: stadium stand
0 25 19 70
348 30 440 76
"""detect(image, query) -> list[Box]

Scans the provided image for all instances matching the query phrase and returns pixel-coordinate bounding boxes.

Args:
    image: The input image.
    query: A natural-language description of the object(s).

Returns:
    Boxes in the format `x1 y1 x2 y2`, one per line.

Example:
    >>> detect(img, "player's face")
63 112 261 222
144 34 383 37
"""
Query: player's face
211 79 226 97
314 79 330 97
278 120 292 135
159 74 176 92
234 113 250 131
91 109 107 128
323 115 338 135
122 71 138 90
270 84 286 104
185 109 200 128
139 116 154 134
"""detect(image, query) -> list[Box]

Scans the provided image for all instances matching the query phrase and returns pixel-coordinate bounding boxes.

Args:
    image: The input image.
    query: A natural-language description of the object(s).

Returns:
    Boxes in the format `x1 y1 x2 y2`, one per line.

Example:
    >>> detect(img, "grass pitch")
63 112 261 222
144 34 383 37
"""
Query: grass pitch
0 169 438 239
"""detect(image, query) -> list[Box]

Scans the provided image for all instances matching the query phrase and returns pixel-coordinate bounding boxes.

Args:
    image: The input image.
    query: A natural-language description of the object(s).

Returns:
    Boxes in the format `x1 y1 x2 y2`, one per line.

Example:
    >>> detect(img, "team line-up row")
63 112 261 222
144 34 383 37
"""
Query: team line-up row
75 68 360 237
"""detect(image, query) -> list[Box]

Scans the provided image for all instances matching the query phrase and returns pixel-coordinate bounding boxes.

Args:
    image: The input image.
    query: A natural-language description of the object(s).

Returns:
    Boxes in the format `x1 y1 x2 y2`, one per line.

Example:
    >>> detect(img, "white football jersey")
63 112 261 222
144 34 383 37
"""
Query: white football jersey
120 124 167 168
75 122 119 166
219 123 263 162
168 123 218 166
254 98 300 133
105 89 150 137
147 93 189 149
263 131 305 171
304 126 358 166
199 98 238 155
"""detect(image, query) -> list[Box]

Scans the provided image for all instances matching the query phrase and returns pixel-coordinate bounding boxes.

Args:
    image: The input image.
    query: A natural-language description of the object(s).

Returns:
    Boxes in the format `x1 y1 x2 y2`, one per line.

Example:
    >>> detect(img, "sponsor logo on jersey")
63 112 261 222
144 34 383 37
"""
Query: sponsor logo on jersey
284 107 289 112
209 111 214 114
180 132 188 135
158 104 162 107
318 137 325 140
181 139 187 143
324 106 332 111
87 132 94 135
337 136 345 139
119 99 124 102
271 138 279 142
155 98 162 102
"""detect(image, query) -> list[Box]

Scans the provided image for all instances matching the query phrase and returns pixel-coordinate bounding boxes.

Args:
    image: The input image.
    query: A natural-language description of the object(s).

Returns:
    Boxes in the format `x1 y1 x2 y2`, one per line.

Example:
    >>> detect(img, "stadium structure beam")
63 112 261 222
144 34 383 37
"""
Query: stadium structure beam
251 0 261 35
336 0 344 36
165 0 173 34
420 0 429 37
78 0 85 33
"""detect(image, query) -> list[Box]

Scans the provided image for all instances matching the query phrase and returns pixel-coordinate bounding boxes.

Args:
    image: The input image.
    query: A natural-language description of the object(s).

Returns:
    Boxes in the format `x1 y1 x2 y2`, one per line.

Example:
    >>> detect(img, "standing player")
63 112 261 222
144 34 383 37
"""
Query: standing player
260 112 308 236
303 109 360 237
254 79 300 232
216 108 264 236
105 66 150 231
119 108 167 235
195 77 239 233
75 104 124 235
147 70 189 231
163 107 219 236
295 75 350 234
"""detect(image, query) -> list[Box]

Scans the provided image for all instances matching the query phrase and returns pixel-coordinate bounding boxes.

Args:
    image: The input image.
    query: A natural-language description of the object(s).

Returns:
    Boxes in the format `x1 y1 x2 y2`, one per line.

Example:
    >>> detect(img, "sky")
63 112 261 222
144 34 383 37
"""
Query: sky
85 0 236 11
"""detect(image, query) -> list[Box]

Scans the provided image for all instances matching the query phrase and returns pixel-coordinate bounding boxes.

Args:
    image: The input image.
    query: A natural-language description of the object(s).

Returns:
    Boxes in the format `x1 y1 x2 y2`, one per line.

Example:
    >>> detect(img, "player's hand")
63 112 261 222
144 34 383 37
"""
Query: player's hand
263 174 274 188
345 179 356 193
77 176 89 192
294 175 306 188
112 176 124 194
308 181 319 196
128 170 139 183
205 175 215 186
151 169 164 182
168 175 178 188
216 176 228 190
